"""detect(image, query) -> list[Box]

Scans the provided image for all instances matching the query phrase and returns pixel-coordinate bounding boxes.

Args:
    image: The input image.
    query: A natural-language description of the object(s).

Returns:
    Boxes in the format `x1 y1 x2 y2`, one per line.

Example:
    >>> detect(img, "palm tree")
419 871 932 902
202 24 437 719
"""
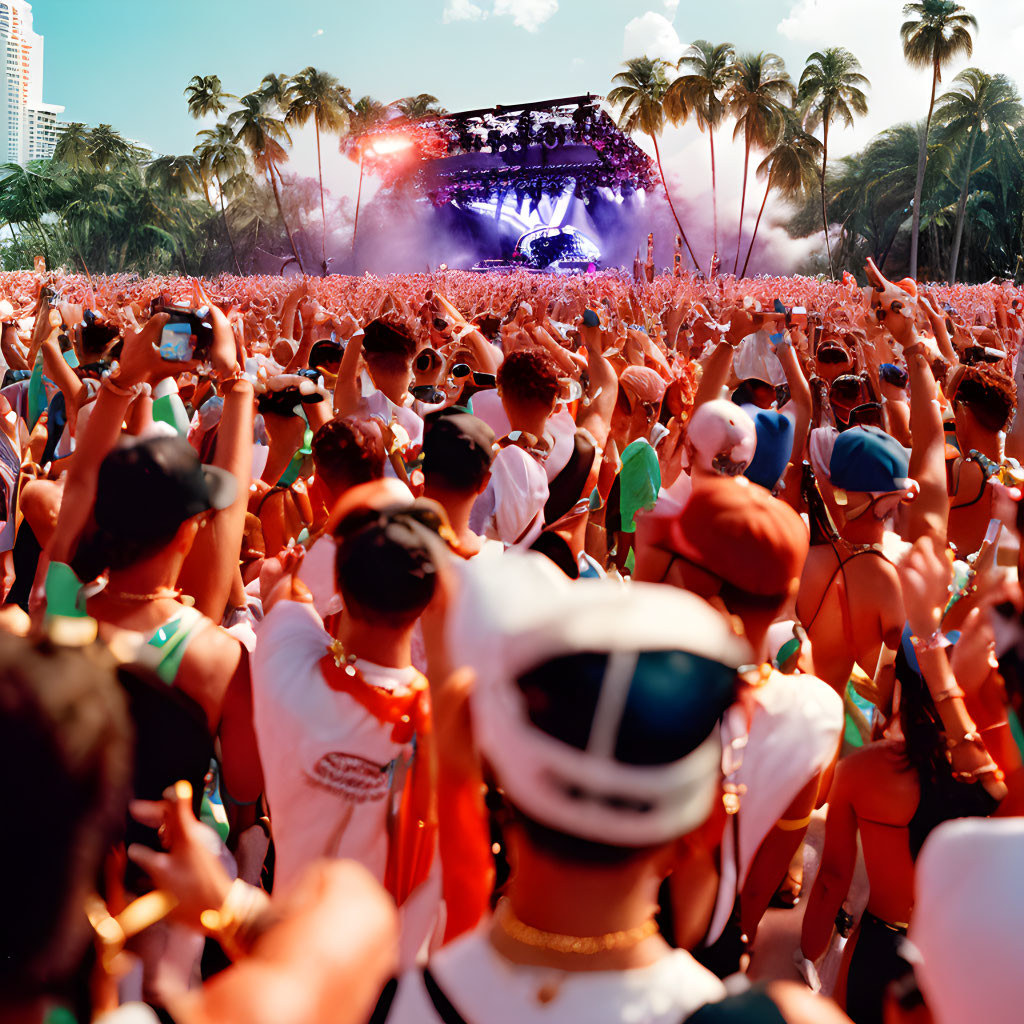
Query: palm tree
394 94 447 118
88 125 133 172
725 52 796 273
934 68 1024 282
287 67 351 269
344 96 391 254
145 154 203 197
741 112 822 276
665 40 737 261
258 74 291 112
184 75 233 120
798 48 870 279
228 92 306 273
52 123 93 170
608 57 700 269
901 1 977 279
195 123 247 274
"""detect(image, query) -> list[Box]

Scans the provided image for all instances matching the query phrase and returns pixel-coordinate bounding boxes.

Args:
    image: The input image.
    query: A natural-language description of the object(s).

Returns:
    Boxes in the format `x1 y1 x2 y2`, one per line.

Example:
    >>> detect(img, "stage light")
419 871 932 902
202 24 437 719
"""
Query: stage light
370 135 413 156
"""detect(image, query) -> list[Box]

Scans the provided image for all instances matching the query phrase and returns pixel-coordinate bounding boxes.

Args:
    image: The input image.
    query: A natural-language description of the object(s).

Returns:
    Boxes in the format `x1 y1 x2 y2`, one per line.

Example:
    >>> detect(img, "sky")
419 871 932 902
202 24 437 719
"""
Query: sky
29 0 1024 271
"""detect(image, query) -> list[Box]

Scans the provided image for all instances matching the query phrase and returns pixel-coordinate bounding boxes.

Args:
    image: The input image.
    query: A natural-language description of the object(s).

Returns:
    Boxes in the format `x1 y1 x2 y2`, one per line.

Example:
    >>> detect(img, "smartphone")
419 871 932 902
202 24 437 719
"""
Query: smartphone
154 304 213 362
790 306 808 329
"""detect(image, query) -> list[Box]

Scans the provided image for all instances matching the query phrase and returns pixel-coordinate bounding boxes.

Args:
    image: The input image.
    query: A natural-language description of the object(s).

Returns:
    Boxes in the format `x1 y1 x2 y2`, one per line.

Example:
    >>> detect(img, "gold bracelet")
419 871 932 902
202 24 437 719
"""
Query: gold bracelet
199 878 271 960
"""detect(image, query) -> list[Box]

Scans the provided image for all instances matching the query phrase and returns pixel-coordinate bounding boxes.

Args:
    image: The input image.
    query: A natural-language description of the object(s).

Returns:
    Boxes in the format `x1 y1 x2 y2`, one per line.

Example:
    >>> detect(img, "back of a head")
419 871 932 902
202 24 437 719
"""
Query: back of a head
77 433 236 579
421 411 496 494
312 416 386 497
334 502 445 628
496 348 560 411
460 554 749 861
669 476 809 609
955 364 1016 433
362 318 417 369
0 635 132 1004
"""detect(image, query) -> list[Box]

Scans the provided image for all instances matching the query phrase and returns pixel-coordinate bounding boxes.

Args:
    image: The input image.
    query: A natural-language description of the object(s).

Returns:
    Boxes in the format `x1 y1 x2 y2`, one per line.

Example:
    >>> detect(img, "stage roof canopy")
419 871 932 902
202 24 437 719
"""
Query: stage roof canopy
353 95 657 206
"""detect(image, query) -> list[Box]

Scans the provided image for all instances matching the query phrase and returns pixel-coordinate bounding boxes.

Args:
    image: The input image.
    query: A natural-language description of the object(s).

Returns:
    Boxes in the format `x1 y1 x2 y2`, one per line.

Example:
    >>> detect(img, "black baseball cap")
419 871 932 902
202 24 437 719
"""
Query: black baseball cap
94 435 237 543
309 338 344 371
422 411 497 478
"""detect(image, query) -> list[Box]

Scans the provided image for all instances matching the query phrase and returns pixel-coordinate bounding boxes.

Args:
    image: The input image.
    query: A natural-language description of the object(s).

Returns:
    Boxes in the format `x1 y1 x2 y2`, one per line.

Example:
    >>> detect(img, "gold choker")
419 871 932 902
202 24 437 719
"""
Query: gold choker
497 898 658 955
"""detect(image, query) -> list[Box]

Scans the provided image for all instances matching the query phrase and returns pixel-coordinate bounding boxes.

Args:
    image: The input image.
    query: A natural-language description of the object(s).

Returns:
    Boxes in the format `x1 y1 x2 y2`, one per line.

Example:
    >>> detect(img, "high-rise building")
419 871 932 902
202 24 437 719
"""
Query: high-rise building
0 1 64 164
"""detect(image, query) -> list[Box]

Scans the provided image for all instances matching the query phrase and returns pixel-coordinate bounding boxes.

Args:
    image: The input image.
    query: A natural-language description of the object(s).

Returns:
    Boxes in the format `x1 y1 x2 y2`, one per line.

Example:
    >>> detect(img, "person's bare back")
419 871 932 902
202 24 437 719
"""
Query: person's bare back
797 543 904 693
841 740 918 926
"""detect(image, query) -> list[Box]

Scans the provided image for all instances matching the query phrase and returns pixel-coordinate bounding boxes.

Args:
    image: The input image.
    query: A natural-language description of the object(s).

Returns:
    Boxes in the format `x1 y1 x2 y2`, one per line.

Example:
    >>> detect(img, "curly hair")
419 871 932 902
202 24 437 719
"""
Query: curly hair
312 416 385 496
955 365 1017 433
496 348 560 409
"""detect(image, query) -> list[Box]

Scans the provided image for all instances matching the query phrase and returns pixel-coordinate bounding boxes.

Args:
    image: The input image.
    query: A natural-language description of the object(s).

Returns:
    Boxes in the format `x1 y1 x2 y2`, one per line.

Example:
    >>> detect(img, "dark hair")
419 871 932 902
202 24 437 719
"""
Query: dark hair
362 319 417 367
334 510 439 627
0 636 132 1003
506 802 659 866
496 348 560 409
955 365 1016 433
421 414 493 493
72 522 180 582
312 416 385 496
895 646 1000 858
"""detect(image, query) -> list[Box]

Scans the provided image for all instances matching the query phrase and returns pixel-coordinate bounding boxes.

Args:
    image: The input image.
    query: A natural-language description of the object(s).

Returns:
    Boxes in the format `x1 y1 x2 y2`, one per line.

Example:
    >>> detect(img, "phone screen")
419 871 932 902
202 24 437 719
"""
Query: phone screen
159 322 196 362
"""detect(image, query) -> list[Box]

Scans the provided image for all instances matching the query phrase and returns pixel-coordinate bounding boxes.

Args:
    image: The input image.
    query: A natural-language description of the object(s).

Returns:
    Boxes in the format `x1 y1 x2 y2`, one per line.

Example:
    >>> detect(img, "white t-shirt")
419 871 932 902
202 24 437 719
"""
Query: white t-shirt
251 601 418 894
251 600 442 963
297 533 344 619
470 445 549 547
386 930 726 1024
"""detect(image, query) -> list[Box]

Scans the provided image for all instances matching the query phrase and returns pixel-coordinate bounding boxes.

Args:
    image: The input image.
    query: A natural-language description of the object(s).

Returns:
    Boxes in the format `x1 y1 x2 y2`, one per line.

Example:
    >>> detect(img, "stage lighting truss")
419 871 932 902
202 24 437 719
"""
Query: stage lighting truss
349 95 655 206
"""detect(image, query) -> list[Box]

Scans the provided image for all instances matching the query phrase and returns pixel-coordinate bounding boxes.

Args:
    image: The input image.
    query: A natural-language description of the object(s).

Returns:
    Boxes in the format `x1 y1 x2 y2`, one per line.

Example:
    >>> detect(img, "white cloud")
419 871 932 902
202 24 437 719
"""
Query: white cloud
663 0 680 19
313 28 324 36
623 11 684 63
443 0 486 23
777 0 1024 157
492 0 558 33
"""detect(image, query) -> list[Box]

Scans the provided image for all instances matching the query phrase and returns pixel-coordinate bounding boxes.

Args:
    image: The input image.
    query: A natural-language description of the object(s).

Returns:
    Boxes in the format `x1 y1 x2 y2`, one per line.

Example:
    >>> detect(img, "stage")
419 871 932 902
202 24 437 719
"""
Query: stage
351 95 657 272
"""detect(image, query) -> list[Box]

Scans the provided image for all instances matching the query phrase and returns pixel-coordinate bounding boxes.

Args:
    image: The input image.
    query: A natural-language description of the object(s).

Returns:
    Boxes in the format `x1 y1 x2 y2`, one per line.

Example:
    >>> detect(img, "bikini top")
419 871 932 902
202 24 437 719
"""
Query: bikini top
141 604 210 686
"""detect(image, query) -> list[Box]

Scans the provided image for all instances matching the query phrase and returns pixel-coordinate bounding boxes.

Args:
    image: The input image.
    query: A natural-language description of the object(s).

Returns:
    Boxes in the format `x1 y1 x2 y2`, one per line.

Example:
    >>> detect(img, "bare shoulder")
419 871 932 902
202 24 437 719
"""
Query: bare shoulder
179 620 245 692
838 740 917 820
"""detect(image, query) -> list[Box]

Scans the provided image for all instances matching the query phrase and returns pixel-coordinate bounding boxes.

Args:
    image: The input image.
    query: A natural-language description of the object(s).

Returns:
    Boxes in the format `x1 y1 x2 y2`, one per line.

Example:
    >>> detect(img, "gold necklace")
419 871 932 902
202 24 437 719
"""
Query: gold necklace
497 897 657 955
106 586 181 603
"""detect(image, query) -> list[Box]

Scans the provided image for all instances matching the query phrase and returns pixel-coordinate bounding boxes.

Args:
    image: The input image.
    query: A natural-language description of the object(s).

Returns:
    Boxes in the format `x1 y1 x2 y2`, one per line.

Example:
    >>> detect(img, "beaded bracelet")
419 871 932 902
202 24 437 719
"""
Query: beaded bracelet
910 630 951 653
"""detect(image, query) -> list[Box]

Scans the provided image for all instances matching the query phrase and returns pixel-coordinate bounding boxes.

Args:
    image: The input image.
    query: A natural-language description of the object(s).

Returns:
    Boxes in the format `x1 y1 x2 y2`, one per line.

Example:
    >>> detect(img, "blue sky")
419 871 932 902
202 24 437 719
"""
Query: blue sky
36 1 839 155
36 0 1024 160
31 0 1024 273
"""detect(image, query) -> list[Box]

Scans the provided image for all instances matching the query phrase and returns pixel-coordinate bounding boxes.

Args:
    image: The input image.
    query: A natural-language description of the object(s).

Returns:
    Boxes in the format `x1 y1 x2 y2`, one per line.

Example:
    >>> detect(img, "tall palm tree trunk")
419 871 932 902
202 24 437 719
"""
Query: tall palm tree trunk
909 58 940 281
709 126 719 259
734 134 752 274
352 151 365 263
820 112 835 280
268 162 306 274
315 121 328 272
948 128 979 285
216 177 243 276
651 133 700 270
741 178 772 278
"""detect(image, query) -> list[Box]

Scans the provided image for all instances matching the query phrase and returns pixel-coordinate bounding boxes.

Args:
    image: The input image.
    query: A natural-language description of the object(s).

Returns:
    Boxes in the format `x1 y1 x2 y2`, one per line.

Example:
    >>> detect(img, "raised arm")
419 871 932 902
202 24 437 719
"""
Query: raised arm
46 313 170 566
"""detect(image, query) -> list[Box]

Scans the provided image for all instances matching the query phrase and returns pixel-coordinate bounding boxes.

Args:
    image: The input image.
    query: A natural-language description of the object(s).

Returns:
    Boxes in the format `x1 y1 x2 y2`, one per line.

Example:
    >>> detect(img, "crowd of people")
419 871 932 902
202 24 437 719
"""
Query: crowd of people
2 258 1023 1024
